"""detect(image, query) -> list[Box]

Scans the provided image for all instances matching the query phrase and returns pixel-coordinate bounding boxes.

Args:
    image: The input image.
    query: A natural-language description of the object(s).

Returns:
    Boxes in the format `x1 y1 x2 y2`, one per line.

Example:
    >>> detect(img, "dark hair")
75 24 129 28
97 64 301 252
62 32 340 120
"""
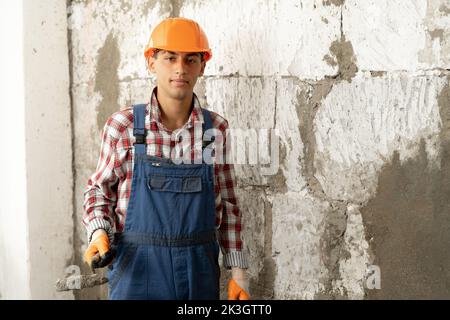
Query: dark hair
152 49 162 59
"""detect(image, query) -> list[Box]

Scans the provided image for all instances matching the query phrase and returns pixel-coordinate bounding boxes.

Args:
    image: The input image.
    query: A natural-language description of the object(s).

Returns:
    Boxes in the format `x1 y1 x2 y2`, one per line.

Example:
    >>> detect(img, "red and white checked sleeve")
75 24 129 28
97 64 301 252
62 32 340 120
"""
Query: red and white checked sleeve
214 118 248 269
82 118 120 244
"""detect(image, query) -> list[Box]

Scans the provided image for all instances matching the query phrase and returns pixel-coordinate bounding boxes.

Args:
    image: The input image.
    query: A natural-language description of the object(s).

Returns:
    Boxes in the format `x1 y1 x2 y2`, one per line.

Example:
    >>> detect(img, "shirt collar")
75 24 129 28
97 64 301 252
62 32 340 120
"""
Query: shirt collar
149 87 204 130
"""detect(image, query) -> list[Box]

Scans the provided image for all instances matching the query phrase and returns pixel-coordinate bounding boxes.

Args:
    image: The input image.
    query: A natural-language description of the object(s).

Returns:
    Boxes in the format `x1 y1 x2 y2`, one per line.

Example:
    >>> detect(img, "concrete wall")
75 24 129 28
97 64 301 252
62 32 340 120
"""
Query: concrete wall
0 0 74 299
23 0 74 299
68 0 450 299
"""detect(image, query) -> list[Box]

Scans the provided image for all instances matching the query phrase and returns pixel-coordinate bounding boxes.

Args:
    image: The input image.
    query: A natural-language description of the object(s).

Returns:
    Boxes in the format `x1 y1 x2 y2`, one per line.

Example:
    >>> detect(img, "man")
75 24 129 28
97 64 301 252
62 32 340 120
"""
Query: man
82 17 250 300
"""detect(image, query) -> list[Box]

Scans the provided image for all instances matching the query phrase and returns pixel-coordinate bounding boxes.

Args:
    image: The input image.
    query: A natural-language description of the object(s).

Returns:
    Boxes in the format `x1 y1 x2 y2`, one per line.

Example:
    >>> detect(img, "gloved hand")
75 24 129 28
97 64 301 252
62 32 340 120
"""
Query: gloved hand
228 278 250 300
83 229 114 269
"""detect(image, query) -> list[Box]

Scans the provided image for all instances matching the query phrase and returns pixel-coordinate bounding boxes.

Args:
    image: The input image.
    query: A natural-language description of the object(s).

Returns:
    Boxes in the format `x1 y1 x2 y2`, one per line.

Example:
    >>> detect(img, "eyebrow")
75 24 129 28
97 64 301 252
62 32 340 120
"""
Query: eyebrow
163 51 201 58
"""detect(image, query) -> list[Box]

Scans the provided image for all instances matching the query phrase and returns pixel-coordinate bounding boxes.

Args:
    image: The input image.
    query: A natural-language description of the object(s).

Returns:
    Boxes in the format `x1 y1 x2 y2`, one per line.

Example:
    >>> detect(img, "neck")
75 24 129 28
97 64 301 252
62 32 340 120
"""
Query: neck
156 89 194 131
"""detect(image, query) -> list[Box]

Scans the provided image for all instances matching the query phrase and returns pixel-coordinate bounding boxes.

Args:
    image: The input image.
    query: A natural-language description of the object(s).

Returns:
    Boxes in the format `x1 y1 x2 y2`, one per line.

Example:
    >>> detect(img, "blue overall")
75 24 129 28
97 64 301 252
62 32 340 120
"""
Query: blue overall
108 104 220 300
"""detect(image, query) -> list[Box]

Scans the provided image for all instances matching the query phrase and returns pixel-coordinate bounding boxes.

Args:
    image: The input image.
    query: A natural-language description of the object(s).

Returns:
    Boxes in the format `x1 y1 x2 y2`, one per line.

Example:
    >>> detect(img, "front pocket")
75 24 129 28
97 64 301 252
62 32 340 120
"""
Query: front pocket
109 244 138 290
147 174 202 193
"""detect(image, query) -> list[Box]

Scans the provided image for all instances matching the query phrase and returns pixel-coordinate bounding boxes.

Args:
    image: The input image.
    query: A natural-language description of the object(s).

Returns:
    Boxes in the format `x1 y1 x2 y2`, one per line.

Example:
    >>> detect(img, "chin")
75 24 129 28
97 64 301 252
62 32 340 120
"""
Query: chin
169 90 189 100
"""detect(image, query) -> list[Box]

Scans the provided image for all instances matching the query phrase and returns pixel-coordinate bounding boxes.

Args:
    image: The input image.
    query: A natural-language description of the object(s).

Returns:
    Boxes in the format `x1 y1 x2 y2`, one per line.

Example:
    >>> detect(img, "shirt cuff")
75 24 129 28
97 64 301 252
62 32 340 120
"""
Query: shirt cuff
222 250 249 269
86 218 114 244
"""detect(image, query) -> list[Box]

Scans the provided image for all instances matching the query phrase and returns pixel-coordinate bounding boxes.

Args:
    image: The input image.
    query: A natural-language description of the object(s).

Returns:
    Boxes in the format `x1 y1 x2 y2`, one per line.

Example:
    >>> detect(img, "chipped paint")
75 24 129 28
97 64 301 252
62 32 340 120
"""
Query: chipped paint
370 71 386 78
419 0 450 67
296 79 334 200
328 35 358 82
334 204 372 299
323 0 345 7
439 3 450 15
95 33 121 131
314 73 445 203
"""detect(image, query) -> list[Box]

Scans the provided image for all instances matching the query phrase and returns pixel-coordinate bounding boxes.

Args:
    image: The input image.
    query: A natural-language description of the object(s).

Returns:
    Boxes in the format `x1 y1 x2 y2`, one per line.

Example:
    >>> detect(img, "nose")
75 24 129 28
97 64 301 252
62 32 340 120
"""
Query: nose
174 58 187 75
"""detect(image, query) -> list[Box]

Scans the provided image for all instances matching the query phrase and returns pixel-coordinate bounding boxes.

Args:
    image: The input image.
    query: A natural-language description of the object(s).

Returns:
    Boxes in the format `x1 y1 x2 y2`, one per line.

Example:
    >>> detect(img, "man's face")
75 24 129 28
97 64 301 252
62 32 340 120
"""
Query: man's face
147 50 206 101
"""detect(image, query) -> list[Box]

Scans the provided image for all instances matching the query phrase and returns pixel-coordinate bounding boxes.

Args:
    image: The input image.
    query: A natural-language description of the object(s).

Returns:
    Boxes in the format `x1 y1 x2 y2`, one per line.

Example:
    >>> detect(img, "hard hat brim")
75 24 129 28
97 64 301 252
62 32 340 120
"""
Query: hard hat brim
144 47 212 62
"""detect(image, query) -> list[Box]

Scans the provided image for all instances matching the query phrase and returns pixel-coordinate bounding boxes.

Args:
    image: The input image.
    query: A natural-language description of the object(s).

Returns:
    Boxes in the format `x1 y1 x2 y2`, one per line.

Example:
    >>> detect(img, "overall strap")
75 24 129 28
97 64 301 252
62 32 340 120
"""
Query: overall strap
133 104 147 155
201 108 216 170
202 107 213 132
201 108 214 149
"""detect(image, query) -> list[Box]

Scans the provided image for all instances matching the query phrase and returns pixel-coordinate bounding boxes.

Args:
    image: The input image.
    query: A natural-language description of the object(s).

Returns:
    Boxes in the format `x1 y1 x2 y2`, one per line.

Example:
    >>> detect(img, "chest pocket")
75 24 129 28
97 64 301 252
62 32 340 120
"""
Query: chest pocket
147 174 202 193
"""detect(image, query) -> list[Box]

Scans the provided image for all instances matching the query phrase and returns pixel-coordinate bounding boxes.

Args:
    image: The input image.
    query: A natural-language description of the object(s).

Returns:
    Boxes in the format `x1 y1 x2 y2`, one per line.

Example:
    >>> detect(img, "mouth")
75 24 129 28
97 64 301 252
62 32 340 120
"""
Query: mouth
170 79 189 84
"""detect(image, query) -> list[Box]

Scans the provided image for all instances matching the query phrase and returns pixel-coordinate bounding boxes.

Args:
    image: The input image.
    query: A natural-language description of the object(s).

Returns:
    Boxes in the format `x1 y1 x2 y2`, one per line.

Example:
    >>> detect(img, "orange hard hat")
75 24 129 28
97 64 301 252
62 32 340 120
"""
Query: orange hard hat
144 17 212 61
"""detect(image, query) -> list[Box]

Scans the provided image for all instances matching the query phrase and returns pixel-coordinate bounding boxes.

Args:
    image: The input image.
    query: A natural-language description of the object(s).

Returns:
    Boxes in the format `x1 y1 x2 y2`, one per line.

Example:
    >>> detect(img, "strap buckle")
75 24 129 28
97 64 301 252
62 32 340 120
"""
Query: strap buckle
135 134 146 144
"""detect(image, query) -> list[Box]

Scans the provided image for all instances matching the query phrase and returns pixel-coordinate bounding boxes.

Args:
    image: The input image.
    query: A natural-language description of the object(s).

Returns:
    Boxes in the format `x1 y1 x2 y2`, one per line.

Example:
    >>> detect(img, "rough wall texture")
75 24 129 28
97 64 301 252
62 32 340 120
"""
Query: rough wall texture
68 0 450 299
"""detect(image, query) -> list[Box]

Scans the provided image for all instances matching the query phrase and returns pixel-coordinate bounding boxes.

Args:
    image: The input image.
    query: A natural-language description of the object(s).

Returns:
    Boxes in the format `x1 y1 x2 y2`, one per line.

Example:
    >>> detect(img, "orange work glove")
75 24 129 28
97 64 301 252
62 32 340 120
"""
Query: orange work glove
83 230 114 269
228 278 250 300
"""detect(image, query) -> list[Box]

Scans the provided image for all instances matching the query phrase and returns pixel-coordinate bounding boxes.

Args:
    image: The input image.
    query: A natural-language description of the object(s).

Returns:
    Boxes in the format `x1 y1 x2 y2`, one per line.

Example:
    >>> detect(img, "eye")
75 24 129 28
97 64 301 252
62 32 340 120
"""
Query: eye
165 57 176 61
187 57 200 64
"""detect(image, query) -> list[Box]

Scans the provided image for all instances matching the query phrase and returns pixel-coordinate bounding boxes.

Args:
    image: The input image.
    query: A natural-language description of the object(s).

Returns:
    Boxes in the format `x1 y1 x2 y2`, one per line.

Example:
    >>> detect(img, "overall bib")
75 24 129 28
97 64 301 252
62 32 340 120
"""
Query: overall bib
108 104 220 300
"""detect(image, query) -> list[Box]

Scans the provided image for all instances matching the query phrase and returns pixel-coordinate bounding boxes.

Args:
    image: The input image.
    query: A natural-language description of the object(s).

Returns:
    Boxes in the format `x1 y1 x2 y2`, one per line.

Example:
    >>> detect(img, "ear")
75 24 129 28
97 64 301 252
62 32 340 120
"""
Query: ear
199 60 206 77
147 56 157 74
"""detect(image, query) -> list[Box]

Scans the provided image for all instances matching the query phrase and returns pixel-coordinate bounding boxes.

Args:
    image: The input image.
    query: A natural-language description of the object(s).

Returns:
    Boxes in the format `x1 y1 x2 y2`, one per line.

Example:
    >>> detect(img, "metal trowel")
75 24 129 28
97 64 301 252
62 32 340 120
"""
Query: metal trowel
55 249 115 292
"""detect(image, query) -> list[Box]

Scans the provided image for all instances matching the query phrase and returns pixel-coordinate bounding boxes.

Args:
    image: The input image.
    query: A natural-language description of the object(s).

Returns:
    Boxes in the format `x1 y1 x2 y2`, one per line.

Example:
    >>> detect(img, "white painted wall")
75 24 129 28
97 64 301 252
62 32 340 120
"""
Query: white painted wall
0 0 74 299
0 0 31 300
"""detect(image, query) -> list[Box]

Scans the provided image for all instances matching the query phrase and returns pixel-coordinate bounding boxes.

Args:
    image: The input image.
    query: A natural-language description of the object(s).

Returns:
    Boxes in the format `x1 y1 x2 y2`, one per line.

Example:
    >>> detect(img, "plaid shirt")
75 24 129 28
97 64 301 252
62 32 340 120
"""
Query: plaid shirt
83 87 248 269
